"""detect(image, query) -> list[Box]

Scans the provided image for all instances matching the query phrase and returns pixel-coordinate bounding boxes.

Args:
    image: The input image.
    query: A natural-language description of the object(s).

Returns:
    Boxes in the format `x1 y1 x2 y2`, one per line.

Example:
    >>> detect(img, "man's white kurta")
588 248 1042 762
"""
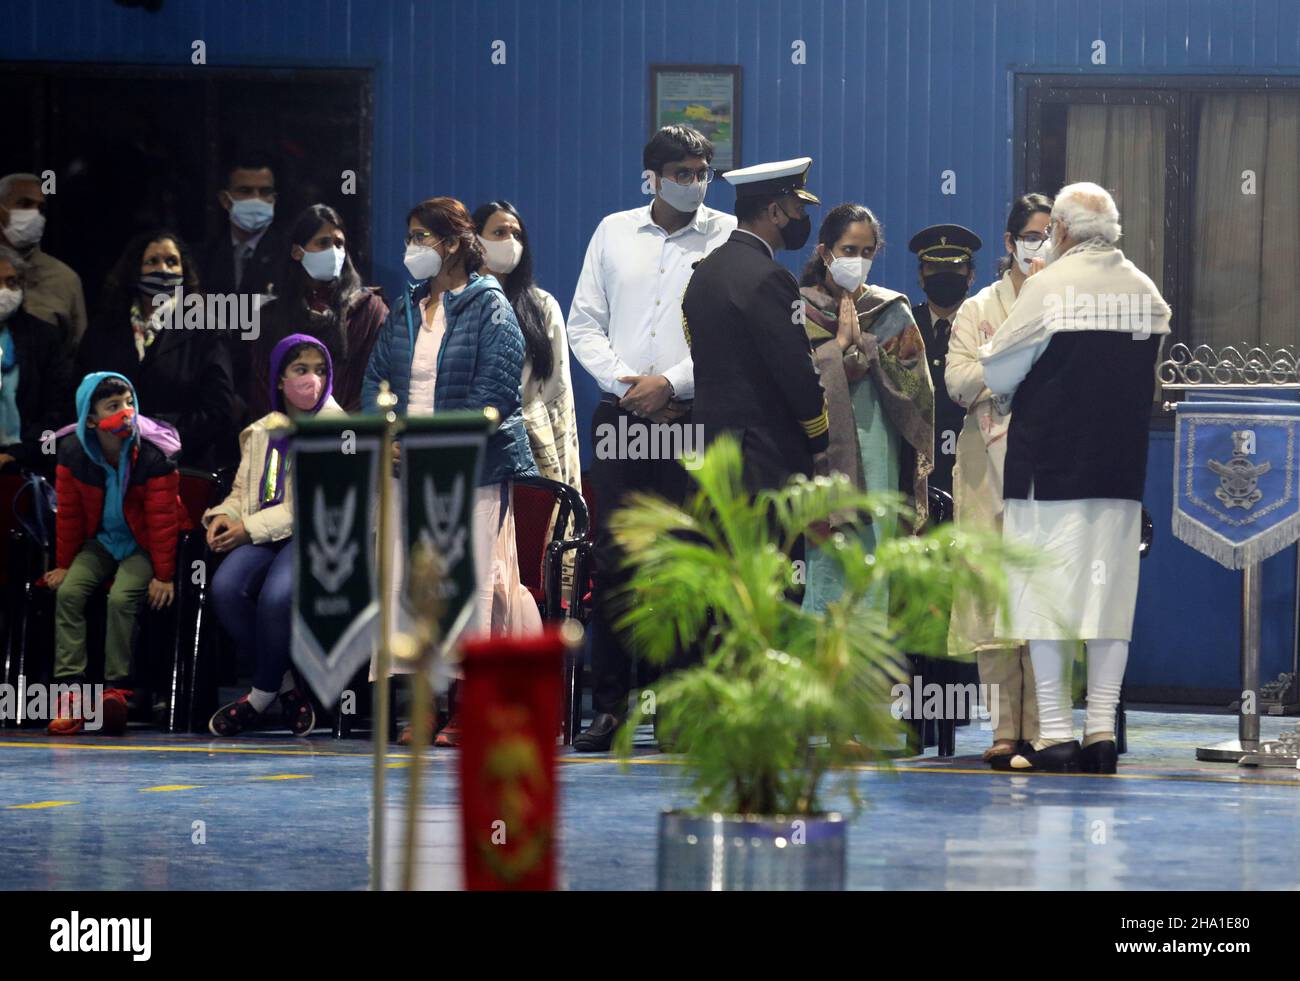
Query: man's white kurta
979 240 1170 643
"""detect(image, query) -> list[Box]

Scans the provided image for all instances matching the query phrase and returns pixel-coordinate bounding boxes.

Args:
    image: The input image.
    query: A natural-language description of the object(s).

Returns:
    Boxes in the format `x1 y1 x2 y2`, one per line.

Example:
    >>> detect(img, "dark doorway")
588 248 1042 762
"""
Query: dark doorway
0 61 373 316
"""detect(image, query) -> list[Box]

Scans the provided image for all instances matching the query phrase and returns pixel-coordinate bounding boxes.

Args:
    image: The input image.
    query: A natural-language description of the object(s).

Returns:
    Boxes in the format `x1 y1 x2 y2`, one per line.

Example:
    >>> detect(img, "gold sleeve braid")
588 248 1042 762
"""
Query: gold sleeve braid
800 400 829 438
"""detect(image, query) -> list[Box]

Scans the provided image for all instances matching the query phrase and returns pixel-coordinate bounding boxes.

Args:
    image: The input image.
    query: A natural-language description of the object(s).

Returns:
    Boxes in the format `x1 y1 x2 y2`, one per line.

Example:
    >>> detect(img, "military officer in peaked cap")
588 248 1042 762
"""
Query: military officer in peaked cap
682 157 830 495
909 223 982 496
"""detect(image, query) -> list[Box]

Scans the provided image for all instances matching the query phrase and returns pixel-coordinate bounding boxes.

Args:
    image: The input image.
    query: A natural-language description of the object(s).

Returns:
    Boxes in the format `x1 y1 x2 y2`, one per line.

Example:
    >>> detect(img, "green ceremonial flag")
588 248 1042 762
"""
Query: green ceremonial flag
290 415 386 705
400 412 496 649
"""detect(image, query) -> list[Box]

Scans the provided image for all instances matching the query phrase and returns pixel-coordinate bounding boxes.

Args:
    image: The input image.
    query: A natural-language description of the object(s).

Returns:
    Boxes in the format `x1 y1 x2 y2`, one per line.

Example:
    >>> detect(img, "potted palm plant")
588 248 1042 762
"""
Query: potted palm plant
609 435 1026 890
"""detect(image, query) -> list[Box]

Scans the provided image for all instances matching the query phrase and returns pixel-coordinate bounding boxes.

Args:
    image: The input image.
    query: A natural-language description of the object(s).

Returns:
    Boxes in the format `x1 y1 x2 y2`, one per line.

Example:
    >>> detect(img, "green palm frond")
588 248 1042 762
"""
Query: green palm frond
608 435 1035 817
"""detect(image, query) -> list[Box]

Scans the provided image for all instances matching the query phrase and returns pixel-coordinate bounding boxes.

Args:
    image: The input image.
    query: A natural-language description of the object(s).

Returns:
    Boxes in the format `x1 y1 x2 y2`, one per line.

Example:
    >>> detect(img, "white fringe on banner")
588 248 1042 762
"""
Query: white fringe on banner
1172 509 1300 570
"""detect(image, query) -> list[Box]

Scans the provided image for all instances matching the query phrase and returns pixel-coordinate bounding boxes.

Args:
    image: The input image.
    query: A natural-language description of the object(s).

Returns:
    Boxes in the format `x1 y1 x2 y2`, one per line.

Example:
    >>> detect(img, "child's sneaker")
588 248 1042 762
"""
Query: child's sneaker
48 688 84 736
208 696 261 737
100 688 132 736
279 688 315 737
434 713 461 748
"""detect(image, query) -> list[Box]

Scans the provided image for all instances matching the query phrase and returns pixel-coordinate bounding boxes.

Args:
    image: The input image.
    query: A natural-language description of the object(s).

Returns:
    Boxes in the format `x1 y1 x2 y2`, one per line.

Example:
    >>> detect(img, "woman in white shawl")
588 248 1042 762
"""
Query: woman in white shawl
474 200 583 593
944 193 1052 763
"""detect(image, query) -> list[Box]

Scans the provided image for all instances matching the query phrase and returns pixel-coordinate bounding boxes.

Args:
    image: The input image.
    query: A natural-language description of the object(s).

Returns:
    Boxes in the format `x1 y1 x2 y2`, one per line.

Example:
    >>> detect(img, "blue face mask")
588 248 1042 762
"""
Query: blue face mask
300 246 345 282
229 197 274 233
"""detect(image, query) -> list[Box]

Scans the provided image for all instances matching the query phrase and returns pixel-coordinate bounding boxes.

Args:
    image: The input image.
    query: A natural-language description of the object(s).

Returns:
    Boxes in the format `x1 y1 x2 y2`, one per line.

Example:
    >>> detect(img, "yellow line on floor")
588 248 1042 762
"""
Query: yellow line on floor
0 739 375 759
249 774 311 781
140 785 202 792
7 800 78 809
1 739 1294 790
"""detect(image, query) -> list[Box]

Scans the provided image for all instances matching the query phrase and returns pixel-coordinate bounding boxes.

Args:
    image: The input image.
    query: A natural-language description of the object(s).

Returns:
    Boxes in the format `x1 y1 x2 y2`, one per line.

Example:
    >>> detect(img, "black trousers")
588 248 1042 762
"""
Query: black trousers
588 399 690 717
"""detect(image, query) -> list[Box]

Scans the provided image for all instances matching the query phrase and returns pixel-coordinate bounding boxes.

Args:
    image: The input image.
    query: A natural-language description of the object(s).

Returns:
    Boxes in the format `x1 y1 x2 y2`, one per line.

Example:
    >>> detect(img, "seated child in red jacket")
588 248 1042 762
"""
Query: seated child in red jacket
45 371 188 735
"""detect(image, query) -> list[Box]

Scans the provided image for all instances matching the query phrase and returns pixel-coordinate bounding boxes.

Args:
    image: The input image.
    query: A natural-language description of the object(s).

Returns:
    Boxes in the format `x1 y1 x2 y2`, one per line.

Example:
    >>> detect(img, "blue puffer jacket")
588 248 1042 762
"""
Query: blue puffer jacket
361 273 537 485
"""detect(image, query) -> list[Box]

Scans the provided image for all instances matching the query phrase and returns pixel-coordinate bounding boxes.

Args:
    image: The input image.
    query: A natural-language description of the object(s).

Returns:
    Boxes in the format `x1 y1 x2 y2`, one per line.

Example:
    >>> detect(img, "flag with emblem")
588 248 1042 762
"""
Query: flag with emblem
400 412 498 649
1172 400 1300 569
290 415 384 704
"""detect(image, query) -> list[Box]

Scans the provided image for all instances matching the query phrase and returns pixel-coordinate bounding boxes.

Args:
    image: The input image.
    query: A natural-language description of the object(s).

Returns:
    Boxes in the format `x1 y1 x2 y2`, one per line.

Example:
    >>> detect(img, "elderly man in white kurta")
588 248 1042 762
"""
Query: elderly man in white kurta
945 194 1055 762
978 182 1170 774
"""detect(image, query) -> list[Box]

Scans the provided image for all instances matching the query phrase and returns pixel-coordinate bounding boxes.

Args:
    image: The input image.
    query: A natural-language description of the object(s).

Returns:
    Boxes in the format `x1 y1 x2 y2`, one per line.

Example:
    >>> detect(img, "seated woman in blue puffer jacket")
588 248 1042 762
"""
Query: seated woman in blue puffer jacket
362 195 541 746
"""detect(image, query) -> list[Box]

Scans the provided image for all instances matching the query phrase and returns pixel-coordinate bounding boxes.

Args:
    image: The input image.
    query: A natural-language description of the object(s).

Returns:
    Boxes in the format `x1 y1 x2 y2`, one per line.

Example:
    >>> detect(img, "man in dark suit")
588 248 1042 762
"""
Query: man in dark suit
683 157 830 495
908 223 981 496
197 150 286 421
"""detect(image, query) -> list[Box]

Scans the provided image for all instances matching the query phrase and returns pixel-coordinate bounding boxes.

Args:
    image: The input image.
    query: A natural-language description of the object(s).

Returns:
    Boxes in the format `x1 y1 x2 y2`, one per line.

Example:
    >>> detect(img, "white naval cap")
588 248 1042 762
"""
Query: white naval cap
722 156 821 204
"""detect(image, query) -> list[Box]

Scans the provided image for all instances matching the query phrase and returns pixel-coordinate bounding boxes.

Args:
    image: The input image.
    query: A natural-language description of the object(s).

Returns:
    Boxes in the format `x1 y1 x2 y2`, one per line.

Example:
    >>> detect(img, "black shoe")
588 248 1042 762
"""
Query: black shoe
208 696 262 737
573 713 621 752
990 739 1082 773
280 688 316 737
1080 739 1118 774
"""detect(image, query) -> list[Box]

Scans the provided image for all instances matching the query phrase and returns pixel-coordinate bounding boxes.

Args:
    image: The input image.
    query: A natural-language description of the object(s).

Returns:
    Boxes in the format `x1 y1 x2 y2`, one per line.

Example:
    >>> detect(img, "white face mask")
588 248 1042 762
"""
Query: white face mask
3 209 45 250
828 255 870 292
1014 238 1052 274
404 243 443 281
0 287 22 321
478 235 523 276
301 245 345 282
657 175 708 214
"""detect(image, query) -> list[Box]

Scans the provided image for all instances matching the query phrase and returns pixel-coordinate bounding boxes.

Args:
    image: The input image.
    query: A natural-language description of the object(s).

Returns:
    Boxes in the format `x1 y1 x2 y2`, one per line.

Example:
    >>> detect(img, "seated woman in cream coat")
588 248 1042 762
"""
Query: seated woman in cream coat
204 333 344 738
944 193 1052 762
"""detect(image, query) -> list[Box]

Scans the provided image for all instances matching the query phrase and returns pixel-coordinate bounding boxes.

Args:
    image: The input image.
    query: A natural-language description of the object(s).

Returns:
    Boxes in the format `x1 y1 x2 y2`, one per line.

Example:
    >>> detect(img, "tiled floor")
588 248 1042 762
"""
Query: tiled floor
1 709 1298 890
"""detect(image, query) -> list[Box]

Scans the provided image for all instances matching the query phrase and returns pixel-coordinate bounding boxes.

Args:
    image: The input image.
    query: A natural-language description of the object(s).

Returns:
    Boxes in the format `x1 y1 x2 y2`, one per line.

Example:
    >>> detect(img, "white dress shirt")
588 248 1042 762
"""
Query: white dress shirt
567 202 736 400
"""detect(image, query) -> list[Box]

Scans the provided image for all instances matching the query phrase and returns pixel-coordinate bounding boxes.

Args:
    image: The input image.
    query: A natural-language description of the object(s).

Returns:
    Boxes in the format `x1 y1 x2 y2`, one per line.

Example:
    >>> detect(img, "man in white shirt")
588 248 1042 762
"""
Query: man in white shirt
567 125 736 751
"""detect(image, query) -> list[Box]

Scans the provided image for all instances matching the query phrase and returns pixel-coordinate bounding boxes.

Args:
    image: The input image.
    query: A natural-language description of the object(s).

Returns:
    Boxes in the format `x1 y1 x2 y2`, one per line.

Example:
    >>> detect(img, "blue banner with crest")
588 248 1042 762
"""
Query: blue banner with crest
1172 400 1300 569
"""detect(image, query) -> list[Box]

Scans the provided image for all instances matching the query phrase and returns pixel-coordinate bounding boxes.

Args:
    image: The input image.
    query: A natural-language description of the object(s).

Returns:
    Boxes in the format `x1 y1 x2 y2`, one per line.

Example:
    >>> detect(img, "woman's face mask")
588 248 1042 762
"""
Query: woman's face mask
478 235 523 276
404 242 444 281
301 245 346 282
282 371 325 412
827 254 871 292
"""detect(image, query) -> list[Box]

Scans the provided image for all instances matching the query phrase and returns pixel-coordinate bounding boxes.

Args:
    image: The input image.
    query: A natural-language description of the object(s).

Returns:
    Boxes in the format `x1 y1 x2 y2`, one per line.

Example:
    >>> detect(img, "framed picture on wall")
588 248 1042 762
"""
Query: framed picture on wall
649 64 742 172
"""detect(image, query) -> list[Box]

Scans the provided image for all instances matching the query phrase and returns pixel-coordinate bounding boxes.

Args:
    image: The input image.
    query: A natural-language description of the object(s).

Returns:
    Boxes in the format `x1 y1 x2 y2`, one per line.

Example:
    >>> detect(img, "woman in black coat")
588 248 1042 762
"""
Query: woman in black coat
77 229 236 470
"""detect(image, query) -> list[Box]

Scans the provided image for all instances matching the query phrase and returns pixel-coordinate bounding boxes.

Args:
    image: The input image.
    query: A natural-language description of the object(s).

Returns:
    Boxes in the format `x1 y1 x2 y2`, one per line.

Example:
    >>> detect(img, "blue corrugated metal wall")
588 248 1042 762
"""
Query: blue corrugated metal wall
4 0 1299 694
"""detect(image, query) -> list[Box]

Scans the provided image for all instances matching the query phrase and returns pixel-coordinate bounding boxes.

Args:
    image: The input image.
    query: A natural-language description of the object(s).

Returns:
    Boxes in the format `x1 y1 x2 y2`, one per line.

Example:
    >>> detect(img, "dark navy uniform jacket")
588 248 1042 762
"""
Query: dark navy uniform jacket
682 230 829 493
913 301 964 495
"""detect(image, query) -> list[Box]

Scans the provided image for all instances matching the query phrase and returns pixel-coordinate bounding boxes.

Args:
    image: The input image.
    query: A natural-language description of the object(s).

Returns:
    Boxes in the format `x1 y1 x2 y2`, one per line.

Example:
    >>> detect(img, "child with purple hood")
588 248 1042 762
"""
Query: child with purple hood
204 333 342 737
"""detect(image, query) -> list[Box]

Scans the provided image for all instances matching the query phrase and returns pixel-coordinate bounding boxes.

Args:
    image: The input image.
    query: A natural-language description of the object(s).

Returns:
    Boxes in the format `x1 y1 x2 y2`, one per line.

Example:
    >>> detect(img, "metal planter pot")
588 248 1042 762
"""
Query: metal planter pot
656 811 847 890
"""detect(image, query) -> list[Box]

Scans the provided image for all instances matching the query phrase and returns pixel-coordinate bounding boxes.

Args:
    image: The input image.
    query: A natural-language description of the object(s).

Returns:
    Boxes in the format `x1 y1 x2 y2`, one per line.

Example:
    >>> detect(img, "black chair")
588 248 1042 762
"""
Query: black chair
514 475 590 744
4 468 220 733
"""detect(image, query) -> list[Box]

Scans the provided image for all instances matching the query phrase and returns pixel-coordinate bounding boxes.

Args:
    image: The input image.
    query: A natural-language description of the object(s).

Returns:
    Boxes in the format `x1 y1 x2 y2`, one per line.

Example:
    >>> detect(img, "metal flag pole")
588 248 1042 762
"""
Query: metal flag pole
396 542 446 892
371 382 402 890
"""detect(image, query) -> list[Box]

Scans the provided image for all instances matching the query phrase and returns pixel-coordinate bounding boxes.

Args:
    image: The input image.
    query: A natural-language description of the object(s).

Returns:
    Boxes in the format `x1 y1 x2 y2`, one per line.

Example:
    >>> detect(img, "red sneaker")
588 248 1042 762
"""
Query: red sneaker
434 714 461 748
100 688 132 736
48 688 84 736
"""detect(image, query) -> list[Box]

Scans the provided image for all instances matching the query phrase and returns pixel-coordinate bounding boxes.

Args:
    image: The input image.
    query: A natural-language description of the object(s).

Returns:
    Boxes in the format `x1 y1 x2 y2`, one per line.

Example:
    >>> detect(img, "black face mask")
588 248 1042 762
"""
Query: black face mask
922 271 969 308
138 271 184 298
777 206 812 251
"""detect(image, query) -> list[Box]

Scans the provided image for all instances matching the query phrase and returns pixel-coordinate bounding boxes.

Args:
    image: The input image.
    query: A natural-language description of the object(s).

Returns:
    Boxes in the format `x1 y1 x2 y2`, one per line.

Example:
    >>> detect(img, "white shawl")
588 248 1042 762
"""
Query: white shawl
978 239 1171 404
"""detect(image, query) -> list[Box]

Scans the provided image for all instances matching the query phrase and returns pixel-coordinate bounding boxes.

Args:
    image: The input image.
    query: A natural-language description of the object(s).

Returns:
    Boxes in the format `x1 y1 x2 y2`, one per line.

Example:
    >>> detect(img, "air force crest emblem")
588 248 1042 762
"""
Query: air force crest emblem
1208 430 1271 510
420 473 467 568
308 486 359 593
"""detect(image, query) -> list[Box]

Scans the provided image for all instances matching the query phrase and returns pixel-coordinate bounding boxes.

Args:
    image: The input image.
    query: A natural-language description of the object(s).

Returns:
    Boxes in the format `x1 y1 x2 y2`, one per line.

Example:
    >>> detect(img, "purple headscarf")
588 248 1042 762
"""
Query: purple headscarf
259 333 335 507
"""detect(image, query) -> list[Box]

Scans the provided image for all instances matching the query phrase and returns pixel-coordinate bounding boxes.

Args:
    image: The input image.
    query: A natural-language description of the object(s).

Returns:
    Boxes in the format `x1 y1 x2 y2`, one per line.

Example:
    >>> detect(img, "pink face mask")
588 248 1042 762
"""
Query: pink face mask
283 372 324 411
